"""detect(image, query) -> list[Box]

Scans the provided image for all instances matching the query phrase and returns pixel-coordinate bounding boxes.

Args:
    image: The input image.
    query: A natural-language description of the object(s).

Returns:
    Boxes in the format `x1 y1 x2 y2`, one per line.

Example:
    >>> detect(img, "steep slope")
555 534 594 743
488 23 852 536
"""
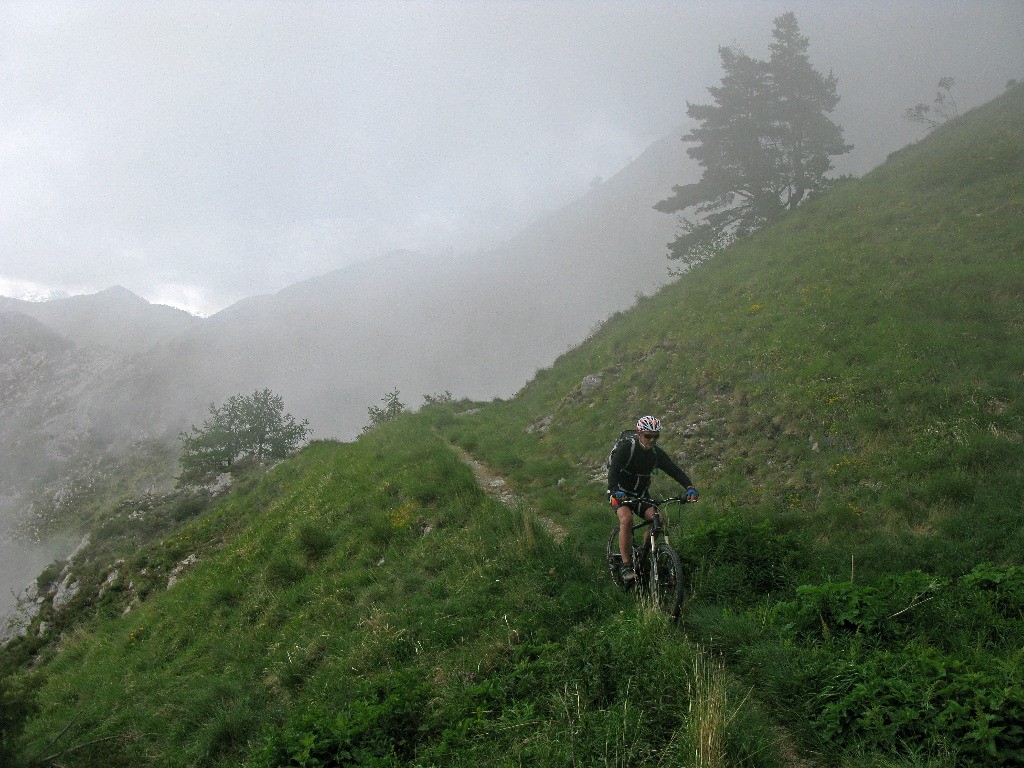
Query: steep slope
462 81 1024 574
4 426 781 767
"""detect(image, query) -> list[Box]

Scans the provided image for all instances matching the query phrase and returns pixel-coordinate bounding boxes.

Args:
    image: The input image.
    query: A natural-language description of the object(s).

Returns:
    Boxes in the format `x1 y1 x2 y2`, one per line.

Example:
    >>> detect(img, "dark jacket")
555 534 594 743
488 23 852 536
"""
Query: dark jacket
608 436 692 496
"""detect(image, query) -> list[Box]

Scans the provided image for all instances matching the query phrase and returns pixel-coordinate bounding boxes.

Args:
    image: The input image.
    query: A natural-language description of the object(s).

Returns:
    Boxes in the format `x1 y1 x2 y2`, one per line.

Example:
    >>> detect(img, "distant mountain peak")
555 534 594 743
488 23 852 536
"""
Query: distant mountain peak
94 285 147 304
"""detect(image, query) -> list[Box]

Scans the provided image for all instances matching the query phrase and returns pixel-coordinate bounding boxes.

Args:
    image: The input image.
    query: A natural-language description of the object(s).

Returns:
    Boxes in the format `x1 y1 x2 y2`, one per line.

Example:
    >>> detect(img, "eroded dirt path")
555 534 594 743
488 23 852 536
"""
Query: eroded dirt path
449 443 817 766
448 443 567 544
448 443 520 506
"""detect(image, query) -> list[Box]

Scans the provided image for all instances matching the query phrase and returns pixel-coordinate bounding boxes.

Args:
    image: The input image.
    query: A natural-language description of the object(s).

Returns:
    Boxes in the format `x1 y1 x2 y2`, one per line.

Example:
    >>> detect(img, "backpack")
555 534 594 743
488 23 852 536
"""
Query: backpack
606 429 638 471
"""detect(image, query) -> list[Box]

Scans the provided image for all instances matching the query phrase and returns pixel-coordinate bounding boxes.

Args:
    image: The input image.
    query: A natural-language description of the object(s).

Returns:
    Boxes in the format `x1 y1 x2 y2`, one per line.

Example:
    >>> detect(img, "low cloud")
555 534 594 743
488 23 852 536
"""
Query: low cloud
1 1 1022 314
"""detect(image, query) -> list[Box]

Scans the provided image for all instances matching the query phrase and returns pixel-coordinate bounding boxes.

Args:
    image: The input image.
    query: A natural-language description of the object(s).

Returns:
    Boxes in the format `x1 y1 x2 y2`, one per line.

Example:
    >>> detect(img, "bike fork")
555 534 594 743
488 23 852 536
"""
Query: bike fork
647 538 658 597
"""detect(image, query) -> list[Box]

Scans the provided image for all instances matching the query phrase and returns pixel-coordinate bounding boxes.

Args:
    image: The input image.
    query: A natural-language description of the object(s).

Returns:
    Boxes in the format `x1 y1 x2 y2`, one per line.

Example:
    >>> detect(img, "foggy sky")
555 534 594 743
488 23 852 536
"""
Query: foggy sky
2 1 1022 316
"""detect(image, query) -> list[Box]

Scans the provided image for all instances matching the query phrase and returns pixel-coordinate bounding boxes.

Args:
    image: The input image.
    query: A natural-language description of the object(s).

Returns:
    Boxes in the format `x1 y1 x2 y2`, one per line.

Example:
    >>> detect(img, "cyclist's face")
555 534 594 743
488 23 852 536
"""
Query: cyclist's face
638 432 659 448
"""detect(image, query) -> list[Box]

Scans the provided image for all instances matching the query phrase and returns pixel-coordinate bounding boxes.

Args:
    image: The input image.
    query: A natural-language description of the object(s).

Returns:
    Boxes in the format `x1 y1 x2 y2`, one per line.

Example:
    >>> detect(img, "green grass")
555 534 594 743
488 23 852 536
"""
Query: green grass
446 84 1024 582
3 84 1024 767
5 427 781 767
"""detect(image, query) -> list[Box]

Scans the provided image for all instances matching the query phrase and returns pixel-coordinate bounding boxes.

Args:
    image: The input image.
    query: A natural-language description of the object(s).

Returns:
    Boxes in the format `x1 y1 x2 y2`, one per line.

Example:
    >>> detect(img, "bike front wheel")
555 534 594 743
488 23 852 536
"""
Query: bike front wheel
649 542 686 621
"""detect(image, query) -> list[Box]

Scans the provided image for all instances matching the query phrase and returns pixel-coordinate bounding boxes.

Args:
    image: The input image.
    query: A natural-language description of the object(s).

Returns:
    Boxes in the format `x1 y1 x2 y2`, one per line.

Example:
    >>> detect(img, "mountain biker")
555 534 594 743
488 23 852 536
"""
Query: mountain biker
608 415 698 585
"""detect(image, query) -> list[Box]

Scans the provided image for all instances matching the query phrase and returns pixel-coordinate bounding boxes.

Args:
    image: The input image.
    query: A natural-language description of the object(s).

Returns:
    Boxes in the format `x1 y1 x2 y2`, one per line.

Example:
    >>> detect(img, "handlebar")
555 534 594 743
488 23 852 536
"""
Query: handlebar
616 494 697 507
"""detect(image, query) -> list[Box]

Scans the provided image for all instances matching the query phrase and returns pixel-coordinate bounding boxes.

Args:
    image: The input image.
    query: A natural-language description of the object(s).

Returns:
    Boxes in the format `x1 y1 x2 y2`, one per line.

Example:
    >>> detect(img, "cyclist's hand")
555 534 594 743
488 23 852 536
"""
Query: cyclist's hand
614 491 627 501
686 486 699 502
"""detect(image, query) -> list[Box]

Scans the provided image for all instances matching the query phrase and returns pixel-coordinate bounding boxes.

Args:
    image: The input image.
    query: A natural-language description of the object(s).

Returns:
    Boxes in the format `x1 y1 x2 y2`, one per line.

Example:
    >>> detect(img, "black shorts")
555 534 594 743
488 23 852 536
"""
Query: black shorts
614 496 653 516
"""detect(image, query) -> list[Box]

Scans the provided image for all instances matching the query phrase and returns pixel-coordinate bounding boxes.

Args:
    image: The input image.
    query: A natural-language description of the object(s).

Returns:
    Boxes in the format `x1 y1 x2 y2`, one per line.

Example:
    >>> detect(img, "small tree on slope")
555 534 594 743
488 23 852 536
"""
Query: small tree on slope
178 388 310 484
363 388 407 434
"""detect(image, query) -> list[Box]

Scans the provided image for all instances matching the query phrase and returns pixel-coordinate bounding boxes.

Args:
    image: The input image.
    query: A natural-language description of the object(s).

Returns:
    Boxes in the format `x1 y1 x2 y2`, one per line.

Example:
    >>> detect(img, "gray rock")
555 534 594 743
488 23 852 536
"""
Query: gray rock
580 374 603 396
52 575 80 611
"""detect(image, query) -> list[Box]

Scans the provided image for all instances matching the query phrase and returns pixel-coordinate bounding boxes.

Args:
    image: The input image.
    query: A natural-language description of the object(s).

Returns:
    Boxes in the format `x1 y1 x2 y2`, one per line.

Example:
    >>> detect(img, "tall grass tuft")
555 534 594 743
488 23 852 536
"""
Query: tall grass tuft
688 645 728 768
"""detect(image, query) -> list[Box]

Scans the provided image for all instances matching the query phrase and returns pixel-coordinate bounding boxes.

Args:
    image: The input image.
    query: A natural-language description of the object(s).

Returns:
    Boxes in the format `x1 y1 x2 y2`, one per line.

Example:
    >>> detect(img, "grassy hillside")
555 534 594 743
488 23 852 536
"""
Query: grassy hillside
3 427 776 767
3 84 1023 767
457 81 1024 579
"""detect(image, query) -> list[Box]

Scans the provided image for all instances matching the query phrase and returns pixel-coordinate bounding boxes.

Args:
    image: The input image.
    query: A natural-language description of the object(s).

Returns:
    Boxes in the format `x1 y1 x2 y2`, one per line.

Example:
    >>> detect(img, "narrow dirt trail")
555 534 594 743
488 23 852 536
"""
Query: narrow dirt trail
447 443 567 544
449 443 817 767
448 443 521 506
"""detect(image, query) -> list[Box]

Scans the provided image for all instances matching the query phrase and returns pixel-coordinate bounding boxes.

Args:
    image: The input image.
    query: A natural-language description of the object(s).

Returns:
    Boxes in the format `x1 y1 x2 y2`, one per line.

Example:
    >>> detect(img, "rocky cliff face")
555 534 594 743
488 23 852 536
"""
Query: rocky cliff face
1 314 113 487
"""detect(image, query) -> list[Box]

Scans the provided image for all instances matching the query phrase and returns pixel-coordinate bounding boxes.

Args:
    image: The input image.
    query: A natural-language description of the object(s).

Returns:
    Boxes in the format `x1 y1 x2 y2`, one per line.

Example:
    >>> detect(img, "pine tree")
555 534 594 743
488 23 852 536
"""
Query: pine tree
656 12 851 267
363 388 407 434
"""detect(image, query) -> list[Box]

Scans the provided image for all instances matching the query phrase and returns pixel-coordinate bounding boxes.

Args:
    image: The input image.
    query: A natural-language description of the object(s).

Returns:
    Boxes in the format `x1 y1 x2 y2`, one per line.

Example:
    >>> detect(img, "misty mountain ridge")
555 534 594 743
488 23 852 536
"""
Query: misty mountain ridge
0 126 690 511
0 285 200 352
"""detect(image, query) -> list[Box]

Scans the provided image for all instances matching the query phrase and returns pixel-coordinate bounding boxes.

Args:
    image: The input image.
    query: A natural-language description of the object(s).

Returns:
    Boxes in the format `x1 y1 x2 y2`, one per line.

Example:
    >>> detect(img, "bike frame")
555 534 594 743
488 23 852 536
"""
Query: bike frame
608 494 691 621
629 499 679 593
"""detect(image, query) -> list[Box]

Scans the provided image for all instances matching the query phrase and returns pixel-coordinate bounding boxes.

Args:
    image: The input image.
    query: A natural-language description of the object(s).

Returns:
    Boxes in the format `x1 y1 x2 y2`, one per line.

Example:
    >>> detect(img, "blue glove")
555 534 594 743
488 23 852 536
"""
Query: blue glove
686 486 699 501
612 491 626 501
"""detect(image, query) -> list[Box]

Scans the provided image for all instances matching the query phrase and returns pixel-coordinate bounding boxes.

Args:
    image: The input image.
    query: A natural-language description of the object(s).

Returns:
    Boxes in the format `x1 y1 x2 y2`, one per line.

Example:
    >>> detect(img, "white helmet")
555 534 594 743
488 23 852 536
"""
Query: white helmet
636 415 662 434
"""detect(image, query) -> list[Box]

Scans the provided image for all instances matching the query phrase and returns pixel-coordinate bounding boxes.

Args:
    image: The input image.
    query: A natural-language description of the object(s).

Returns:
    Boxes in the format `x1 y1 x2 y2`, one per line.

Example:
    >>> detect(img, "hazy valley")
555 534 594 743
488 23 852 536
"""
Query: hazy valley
0 128 693 615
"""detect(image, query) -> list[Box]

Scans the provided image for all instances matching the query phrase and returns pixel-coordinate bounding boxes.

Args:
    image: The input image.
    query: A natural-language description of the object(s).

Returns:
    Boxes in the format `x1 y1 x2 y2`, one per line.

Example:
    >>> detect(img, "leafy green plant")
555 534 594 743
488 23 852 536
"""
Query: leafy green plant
814 645 1024 766
784 570 945 644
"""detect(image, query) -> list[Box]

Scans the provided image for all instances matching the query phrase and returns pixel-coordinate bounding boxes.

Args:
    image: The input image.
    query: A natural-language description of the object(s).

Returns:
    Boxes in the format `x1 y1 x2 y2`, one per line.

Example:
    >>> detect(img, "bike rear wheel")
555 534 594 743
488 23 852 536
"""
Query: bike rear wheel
649 542 686 621
606 523 625 587
606 523 641 590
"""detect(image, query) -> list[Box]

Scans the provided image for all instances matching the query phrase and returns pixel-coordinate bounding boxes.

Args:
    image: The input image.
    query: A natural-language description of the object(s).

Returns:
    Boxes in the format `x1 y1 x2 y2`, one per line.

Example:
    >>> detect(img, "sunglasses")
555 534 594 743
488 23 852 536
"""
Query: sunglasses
640 432 660 440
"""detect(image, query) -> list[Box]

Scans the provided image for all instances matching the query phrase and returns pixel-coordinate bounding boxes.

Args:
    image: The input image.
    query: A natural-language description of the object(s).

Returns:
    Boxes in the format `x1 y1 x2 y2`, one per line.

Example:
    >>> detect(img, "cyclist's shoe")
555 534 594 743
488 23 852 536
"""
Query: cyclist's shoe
621 563 636 585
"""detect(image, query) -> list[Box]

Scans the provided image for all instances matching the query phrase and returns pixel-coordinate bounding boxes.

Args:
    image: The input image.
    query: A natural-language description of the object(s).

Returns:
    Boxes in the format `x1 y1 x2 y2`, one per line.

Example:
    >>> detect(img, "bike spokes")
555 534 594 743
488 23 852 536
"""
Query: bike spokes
607 503 689 621
651 543 685 621
606 523 629 589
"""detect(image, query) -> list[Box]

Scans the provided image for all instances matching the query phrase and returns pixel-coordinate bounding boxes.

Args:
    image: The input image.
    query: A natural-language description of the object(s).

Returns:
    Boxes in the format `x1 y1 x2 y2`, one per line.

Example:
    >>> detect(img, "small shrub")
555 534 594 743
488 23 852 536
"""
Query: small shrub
202 701 261 760
686 515 807 604
35 562 63 591
253 672 429 768
265 554 306 587
781 565 1024 655
277 640 327 693
0 674 38 768
960 562 1024 616
297 523 335 563
784 570 946 645
407 480 440 505
171 493 209 522
210 580 245 608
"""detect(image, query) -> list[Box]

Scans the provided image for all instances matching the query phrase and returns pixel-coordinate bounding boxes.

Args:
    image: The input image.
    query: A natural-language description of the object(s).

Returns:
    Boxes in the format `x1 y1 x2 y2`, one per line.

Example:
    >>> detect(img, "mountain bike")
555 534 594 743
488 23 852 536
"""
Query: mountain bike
606 495 693 622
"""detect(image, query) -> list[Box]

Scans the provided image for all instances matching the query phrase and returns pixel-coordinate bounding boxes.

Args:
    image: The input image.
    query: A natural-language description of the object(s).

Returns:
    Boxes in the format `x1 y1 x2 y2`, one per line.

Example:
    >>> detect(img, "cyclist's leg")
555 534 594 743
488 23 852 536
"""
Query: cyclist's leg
616 503 635 563
640 503 656 551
